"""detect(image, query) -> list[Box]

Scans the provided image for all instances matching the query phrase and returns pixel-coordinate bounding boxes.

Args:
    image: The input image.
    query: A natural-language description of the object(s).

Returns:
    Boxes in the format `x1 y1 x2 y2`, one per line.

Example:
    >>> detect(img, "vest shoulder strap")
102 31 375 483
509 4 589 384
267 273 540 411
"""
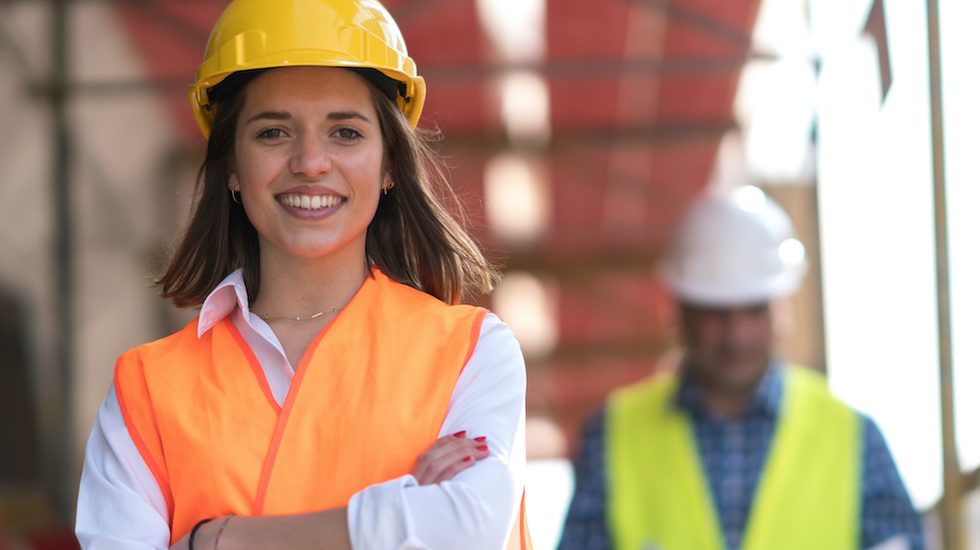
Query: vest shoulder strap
742 365 860 550
113 320 205 519
607 373 724 550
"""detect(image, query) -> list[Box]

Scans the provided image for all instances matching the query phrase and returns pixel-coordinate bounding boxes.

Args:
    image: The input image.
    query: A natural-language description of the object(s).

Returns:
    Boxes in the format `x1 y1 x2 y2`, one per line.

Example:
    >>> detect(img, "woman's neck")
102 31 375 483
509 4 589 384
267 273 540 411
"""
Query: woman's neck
250 245 370 319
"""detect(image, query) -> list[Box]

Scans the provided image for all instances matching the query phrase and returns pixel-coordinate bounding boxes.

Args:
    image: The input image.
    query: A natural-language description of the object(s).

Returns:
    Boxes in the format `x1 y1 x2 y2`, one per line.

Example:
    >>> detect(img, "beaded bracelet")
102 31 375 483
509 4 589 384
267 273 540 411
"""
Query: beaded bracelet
188 518 214 550
214 514 236 549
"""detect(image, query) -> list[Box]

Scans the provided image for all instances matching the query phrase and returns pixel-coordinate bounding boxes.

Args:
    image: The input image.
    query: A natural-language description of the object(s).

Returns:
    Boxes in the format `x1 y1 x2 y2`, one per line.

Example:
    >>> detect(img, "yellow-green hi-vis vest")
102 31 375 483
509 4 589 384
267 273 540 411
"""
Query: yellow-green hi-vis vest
606 366 860 550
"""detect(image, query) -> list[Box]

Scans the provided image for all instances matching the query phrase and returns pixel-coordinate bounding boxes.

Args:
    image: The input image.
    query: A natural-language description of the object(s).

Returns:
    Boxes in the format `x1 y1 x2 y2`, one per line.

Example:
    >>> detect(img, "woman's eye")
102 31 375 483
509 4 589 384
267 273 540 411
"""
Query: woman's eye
256 128 287 140
335 127 363 142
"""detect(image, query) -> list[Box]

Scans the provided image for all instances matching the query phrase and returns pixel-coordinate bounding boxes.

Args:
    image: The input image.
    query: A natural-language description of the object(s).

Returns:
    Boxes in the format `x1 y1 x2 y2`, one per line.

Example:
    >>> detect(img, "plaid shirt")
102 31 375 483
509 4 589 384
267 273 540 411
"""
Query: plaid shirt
558 366 924 550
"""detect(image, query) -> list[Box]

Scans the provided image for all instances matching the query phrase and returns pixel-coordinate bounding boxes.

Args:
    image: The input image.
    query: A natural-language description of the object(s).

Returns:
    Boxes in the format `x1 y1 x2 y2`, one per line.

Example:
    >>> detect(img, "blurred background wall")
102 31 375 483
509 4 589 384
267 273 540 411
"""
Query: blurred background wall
0 0 976 548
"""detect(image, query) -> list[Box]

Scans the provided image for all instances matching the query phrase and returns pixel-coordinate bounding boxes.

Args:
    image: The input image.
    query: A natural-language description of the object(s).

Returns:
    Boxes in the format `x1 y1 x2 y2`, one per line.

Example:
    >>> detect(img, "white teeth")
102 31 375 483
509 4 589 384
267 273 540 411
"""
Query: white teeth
279 193 343 210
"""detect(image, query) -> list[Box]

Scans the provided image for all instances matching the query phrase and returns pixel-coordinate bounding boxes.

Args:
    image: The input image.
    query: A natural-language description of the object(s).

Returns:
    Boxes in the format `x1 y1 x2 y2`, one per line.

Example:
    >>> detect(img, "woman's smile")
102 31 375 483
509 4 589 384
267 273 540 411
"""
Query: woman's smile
275 184 348 220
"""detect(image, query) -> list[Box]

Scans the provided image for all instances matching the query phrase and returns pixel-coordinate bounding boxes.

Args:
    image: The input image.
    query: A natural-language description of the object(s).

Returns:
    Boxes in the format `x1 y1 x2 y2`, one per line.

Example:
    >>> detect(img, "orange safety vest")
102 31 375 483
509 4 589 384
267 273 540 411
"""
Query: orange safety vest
114 269 530 547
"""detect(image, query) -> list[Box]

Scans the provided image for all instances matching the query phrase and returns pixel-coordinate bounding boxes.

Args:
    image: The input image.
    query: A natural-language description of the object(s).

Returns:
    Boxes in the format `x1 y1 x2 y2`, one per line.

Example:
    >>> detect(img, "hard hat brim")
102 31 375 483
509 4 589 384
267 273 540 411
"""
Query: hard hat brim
661 263 807 307
190 58 425 138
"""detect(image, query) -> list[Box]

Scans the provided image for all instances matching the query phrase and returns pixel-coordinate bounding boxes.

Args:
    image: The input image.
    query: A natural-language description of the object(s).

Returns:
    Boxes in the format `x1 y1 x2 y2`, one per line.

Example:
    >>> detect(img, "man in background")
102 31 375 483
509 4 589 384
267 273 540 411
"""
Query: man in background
559 187 923 550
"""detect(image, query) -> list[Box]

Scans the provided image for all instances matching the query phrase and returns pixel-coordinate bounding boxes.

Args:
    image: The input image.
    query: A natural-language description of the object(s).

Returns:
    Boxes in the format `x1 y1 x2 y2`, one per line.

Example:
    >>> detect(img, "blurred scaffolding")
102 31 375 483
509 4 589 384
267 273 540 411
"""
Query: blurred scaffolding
0 0 976 548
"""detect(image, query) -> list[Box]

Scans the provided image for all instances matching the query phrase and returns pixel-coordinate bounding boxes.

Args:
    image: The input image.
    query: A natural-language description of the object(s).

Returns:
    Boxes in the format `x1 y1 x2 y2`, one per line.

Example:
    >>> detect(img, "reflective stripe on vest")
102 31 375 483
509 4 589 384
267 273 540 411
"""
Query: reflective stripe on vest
606 366 860 550
114 269 488 543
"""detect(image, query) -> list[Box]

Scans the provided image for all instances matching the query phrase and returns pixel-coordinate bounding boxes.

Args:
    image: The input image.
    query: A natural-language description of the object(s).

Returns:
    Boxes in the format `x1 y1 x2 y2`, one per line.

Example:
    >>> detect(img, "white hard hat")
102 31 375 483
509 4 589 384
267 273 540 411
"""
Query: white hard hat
661 186 807 306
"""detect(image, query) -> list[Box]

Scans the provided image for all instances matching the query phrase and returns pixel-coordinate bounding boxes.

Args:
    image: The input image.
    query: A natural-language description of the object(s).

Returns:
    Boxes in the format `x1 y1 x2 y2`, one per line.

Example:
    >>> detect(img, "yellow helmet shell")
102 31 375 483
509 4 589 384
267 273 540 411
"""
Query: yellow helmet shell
189 0 426 137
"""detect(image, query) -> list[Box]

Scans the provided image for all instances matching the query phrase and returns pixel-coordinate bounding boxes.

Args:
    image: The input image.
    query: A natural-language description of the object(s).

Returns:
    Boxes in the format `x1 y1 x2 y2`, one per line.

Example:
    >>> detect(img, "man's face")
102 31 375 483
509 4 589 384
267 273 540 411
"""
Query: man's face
680 301 774 394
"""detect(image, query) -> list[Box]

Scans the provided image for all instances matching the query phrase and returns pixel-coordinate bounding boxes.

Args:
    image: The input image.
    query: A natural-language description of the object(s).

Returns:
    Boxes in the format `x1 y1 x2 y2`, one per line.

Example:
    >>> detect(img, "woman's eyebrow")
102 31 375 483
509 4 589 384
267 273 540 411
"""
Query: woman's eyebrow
245 110 291 125
327 110 372 122
244 110 372 124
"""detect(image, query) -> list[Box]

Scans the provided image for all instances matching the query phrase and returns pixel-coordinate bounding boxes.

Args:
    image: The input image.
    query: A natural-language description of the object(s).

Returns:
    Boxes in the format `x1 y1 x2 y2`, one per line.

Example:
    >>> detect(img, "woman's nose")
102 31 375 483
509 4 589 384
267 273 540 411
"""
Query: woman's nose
289 134 333 178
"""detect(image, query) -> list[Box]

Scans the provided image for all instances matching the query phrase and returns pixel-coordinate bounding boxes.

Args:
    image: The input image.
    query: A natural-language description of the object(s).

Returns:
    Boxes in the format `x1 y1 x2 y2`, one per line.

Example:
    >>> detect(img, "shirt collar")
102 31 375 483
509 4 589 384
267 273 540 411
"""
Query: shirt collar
197 268 250 338
674 361 784 419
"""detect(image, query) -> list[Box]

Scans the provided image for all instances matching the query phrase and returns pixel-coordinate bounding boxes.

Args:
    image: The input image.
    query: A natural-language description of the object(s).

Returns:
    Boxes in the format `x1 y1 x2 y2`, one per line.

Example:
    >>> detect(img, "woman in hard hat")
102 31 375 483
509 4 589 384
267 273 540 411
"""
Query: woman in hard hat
75 1 528 548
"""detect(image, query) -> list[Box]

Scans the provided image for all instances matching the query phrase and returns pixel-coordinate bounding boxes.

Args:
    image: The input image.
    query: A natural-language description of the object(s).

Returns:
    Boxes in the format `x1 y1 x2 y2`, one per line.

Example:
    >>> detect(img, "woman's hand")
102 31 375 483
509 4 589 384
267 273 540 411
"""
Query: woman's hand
411 431 490 485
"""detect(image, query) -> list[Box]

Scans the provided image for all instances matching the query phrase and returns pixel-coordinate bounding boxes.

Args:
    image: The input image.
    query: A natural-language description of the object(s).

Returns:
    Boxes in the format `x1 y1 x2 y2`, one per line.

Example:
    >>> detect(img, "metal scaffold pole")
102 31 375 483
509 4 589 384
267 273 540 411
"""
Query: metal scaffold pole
50 0 75 523
925 0 962 547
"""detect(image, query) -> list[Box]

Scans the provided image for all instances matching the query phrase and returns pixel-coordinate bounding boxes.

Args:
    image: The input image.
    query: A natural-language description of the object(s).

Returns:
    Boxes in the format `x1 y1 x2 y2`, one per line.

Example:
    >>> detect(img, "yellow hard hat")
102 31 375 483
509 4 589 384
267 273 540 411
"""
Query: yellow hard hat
189 0 426 138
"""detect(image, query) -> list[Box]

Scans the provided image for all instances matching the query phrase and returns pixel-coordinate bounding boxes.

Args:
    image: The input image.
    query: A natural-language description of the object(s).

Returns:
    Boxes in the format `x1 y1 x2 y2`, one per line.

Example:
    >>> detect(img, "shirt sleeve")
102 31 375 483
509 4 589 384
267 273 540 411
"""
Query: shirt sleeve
557 409 611 550
859 415 924 550
347 313 527 550
75 384 171 550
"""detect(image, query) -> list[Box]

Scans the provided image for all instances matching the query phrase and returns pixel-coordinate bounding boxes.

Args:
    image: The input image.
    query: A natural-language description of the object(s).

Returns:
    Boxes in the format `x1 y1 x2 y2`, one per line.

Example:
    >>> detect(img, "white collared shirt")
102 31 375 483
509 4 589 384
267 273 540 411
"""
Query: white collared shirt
76 269 527 549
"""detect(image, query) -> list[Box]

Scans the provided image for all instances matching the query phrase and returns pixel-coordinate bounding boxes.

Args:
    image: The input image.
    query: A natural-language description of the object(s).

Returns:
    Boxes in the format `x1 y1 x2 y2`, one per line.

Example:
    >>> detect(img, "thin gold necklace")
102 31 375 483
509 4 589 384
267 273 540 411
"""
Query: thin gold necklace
252 306 338 322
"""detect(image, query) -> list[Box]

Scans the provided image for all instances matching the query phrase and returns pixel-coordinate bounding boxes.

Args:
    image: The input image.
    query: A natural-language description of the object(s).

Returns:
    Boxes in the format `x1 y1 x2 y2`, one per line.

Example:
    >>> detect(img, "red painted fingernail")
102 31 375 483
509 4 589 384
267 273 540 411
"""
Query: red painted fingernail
462 456 473 462
476 445 489 452
453 431 466 438
474 436 487 442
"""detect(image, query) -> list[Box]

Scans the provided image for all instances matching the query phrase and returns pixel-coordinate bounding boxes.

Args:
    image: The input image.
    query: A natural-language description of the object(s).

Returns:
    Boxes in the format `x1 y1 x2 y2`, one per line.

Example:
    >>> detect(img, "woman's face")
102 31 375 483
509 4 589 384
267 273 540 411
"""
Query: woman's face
231 67 385 264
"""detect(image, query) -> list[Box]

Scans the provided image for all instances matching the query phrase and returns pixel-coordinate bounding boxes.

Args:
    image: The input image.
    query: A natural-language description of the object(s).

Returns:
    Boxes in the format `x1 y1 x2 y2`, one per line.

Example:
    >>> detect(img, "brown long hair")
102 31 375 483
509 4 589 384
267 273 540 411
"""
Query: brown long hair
157 70 498 307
